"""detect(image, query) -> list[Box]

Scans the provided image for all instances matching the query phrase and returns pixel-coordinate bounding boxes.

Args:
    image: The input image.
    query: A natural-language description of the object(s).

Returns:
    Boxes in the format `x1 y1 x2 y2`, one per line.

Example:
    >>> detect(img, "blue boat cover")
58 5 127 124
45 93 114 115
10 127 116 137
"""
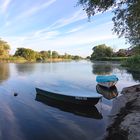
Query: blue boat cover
96 75 118 82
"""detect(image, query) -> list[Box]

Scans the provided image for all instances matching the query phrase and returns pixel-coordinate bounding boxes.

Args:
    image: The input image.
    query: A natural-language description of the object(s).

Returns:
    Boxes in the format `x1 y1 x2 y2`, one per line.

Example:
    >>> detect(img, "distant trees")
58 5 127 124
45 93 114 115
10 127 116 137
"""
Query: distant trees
14 48 36 61
40 51 50 60
91 44 113 60
115 49 127 57
52 51 59 58
133 45 140 55
14 48 82 61
0 39 10 57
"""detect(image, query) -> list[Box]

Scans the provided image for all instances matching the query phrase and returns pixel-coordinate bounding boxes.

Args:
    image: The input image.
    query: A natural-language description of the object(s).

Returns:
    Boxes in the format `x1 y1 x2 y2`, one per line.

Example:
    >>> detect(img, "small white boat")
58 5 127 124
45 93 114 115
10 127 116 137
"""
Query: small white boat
96 75 118 88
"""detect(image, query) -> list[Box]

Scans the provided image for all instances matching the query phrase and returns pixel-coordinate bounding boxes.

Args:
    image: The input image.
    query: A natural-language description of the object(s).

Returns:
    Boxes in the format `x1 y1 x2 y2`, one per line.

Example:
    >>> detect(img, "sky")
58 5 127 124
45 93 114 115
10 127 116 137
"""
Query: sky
0 0 130 57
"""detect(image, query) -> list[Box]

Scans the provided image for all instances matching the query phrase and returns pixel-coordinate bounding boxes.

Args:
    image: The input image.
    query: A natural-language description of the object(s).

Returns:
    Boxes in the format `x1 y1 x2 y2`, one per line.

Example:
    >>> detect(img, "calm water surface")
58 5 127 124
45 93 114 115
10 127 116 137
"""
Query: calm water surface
0 61 139 140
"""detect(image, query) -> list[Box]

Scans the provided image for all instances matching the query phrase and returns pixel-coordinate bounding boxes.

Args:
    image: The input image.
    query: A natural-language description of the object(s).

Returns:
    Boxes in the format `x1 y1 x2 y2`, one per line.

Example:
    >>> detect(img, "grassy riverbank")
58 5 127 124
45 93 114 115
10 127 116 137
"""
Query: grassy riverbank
91 57 128 61
0 56 27 63
0 56 78 63
121 55 140 72
90 55 140 73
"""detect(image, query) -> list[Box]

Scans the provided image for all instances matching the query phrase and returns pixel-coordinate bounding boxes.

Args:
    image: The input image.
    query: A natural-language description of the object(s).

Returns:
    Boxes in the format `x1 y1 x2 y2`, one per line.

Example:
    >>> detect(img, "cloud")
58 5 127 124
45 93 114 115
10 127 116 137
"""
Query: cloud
3 20 119 56
15 0 56 19
34 30 60 39
2 0 56 27
0 0 11 13
33 9 87 35
31 9 112 38
66 25 86 33
49 9 87 30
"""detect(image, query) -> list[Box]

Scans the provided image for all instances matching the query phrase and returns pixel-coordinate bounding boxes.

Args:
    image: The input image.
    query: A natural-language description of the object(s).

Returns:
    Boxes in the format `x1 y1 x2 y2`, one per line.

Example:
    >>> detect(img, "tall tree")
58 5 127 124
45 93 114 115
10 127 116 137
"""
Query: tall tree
0 39 10 57
52 51 59 58
78 0 140 46
40 51 49 60
14 48 36 61
91 44 113 59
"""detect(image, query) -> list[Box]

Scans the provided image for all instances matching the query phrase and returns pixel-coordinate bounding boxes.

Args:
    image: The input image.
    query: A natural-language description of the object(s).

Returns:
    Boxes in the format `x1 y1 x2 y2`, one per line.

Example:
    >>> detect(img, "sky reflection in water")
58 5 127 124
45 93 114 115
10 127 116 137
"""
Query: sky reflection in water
0 61 139 140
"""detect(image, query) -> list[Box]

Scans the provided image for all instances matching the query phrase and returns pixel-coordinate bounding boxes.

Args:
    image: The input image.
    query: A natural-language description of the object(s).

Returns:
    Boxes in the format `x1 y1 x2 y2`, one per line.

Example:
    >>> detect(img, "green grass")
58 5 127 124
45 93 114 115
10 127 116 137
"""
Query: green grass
121 55 140 72
92 57 128 61
0 56 27 63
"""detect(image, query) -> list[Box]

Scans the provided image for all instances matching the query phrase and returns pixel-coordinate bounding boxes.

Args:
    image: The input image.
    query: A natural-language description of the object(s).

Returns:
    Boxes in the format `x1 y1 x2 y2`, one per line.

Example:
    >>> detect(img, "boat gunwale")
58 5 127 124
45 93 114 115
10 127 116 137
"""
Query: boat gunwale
36 88 102 106
36 88 102 99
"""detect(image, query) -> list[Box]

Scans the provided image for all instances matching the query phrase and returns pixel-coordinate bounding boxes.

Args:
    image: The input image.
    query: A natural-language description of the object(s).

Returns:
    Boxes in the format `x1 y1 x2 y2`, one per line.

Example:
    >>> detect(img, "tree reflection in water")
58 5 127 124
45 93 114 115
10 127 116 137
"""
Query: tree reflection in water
0 63 10 83
126 70 140 82
15 63 35 75
92 62 113 75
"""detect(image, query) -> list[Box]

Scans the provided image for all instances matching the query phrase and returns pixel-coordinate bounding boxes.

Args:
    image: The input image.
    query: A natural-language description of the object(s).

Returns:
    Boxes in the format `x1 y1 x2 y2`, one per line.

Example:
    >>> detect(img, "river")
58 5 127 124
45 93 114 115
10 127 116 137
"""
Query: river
0 61 139 140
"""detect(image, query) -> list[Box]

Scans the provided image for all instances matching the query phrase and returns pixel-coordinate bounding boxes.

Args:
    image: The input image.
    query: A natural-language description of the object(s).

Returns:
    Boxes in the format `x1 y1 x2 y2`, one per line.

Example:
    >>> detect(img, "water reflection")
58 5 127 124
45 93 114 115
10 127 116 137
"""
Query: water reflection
0 63 10 83
92 62 113 75
96 84 118 100
127 70 140 82
35 94 103 120
15 64 35 75
0 61 139 140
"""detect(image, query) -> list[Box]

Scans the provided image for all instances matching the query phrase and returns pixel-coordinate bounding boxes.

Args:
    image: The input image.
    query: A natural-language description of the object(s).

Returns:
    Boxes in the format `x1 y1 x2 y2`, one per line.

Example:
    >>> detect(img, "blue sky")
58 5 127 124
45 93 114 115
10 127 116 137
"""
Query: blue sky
0 0 130 57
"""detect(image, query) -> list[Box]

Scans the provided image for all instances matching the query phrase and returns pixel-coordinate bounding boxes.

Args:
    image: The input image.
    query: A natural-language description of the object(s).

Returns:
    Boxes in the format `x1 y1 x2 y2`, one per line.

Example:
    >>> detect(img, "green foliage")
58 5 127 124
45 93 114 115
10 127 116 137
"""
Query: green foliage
47 50 52 58
91 44 113 60
86 56 90 59
122 55 140 72
93 57 128 61
39 51 50 60
92 63 113 75
52 51 59 58
0 39 10 57
78 0 140 46
14 48 36 61
133 45 140 55
72 55 82 60
116 49 127 57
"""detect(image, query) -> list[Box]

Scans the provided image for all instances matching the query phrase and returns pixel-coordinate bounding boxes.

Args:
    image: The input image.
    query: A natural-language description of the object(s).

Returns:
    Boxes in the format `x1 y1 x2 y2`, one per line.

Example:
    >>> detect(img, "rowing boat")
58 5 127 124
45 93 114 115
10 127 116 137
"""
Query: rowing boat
96 75 118 88
36 87 102 106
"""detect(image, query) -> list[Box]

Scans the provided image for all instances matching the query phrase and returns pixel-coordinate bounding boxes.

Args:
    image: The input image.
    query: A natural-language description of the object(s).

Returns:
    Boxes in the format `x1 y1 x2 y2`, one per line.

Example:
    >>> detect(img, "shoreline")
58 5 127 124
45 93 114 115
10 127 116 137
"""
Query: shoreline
104 84 140 140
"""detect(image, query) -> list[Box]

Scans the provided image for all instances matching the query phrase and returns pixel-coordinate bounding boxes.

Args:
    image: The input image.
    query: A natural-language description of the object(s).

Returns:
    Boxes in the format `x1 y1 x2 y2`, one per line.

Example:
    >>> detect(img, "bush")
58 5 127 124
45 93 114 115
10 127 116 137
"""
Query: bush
122 55 140 72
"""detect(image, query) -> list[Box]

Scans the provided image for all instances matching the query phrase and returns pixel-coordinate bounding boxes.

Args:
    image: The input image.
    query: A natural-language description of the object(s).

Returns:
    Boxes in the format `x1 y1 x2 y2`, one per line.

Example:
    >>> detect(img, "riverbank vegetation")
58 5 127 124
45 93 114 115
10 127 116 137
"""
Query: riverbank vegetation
90 44 140 72
122 55 140 72
0 39 83 63
90 44 130 61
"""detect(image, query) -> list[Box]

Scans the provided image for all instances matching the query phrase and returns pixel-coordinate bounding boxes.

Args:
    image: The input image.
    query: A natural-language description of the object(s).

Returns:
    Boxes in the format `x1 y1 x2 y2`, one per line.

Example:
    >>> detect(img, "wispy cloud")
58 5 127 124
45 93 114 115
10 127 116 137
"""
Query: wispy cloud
34 30 60 39
0 0 129 57
2 0 56 28
0 0 11 13
32 9 87 37
4 21 118 55
15 0 56 20
48 9 87 30
66 25 85 33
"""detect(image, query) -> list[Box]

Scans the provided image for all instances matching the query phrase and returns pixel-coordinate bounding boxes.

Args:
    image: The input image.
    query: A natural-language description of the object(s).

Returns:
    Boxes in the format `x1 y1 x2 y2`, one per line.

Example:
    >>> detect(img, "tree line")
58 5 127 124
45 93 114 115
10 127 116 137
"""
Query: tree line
0 39 82 62
14 48 82 61
90 44 140 60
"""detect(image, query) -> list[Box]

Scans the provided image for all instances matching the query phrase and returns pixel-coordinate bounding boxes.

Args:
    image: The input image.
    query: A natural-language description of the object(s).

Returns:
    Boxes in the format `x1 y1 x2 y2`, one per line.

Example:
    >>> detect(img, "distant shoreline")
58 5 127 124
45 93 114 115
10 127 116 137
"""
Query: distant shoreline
0 57 80 63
